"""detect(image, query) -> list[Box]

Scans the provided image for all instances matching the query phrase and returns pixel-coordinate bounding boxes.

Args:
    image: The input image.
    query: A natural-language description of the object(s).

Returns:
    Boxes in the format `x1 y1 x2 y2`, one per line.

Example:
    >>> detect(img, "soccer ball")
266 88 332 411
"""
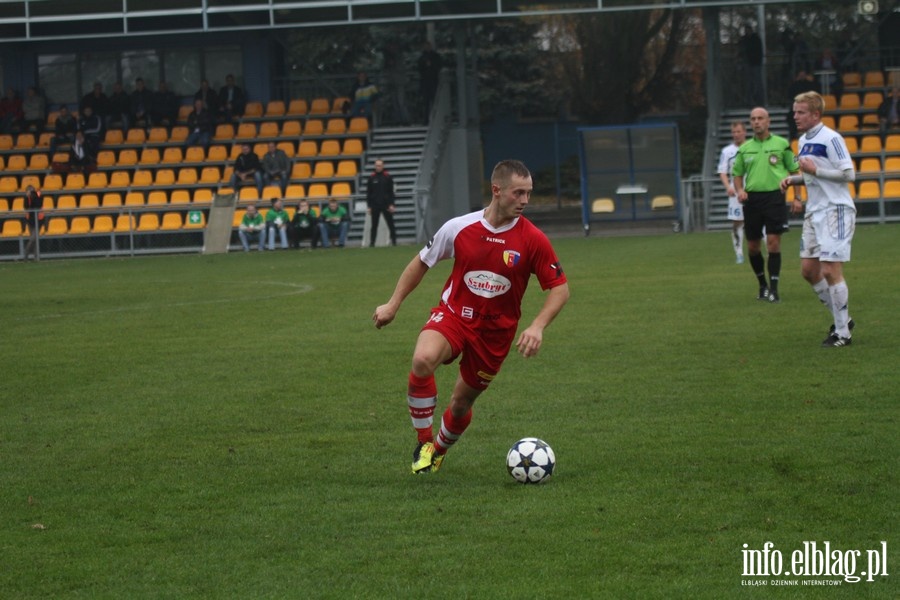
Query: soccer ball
506 437 555 484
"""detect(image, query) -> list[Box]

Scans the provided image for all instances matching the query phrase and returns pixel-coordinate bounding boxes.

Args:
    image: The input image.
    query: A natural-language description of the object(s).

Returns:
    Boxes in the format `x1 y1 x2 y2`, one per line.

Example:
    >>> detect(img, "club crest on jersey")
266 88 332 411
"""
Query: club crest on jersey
464 270 512 298
502 250 521 267
769 154 779 165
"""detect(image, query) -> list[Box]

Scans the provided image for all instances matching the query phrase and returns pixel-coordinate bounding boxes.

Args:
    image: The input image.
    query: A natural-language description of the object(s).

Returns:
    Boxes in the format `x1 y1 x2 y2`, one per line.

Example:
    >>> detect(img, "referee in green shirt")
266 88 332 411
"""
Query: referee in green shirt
732 107 799 303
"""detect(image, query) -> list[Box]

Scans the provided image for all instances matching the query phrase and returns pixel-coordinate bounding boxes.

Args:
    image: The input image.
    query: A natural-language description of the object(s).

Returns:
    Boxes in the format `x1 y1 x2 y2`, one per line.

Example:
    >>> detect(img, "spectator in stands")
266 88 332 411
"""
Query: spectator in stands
130 78 153 128
23 185 46 261
265 199 291 250
184 99 214 150
49 105 77 154
417 41 442 124
218 74 246 122
80 82 110 126
383 42 411 125
366 158 397 247
290 199 319 249
151 81 179 127
262 142 291 196
194 79 219 115
77 105 103 158
741 26 765 106
786 70 819 140
349 72 380 119
0 87 23 133
230 142 264 197
238 204 266 252
68 131 95 172
108 82 131 131
318 197 350 248
814 48 842 98
878 87 900 134
22 86 46 134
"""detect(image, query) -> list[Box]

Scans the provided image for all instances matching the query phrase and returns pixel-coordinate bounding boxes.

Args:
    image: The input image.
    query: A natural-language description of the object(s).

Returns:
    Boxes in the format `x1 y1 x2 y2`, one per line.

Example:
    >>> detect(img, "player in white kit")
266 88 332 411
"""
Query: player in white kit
780 91 856 347
717 121 747 264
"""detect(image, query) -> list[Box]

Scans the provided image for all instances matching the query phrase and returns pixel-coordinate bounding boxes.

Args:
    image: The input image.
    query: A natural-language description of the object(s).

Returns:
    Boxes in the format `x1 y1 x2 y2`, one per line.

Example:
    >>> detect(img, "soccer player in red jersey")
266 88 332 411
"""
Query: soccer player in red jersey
372 160 570 473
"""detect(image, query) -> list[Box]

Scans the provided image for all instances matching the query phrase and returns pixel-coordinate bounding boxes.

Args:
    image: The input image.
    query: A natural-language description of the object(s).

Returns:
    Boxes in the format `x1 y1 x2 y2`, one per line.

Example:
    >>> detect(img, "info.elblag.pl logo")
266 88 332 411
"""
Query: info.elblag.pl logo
741 541 889 586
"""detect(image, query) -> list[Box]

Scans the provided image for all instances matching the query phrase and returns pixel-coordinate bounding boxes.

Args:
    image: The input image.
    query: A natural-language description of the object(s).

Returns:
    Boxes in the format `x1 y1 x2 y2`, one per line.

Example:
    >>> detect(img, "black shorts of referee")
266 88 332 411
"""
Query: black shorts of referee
743 190 789 241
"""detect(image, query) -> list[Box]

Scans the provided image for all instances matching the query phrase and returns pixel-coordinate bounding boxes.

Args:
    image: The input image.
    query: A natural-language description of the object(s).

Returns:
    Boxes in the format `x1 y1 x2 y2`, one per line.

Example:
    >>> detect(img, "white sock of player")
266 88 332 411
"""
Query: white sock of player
732 226 744 259
828 281 851 338
811 279 832 311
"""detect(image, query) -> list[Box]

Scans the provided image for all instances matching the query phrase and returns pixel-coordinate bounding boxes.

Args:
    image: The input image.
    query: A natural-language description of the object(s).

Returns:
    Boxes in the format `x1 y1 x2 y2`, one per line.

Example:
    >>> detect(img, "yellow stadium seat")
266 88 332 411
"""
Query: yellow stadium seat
118 149 138 166
859 158 881 173
258 121 279 138
177 104 193 123
253 142 268 158
183 211 206 229
27 154 49 170
863 71 884 88
291 163 312 180
125 192 145 206
170 126 189 144
325 118 346 136
843 136 858 154
276 141 295 158
1 220 25 237
837 115 858 132
0 134 12 150
860 136 881 153
281 120 302 137
155 169 176 186
199 167 221 184
97 150 116 168
162 147 184 164
139 148 161 165
10 197 24 211
821 116 836 129
87 172 108 189
592 198 615 213
857 180 880 200
243 101 263 118
177 168 198 185
104 129 124 145
15 133 36 150
79 194 100 209
331 182 351 197
287 99 308 116
92 215 114 233
284 184 306 199
236 123 257 140
884 179 900 198
115 214 136 232
342 138 364 156
312 161 335 179
147 191 168 206
185 146 206 163
239 187 259 202
20 174 41 191
192 189 213 204
41 195 54 210
0 198 6 211
838 94 860 111
148 127 168 143
109 171 131 188
298 141 318 158
319 140 341 157
842 72 861 88
101 193 122 208
862 113 879 129
126 129 146 145
37 132 52 148
170 190 191 205
887 135 900 152
56 195 77 210
651 195 675 210
347 117 369 134
307 183 329 198
863 92 883 109
207 146 228 162
214 124 235 141
331 97 350 114
336 160 358 177
232 209 245 227
136 213 160 231
42 174 64 191
160 212 183 230
64 173 86 190
132 170 153 187
309 98 330 115
262 186 282 201
304 119 324 136
45 217 68 236
885 157 900 172
265 100 286 118
69 216 91 234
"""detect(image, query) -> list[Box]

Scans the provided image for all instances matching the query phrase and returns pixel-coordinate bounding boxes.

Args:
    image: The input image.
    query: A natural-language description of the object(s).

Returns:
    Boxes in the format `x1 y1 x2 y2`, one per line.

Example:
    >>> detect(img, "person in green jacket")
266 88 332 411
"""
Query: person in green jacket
265 199 291 250
318 197 350 248
238 204 266 252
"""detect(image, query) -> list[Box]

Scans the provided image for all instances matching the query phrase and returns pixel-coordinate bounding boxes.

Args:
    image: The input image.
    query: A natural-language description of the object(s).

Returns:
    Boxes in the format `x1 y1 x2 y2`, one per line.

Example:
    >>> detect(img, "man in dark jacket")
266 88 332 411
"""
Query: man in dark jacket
23 185 46 260
366 158 397 247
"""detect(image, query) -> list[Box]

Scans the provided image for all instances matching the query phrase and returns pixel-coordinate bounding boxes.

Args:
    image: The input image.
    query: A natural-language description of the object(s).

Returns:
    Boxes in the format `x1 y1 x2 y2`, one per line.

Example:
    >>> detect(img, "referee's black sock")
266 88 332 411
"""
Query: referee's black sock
749 253 767 288
768 252 781 292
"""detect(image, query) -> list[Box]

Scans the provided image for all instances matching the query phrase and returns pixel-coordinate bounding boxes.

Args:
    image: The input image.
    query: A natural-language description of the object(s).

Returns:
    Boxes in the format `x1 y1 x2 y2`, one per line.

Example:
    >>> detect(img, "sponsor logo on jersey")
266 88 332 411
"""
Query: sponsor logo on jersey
482 235 506 244
461 306 501 321
502 250 520 267
464 270 512 298
550 261 564 278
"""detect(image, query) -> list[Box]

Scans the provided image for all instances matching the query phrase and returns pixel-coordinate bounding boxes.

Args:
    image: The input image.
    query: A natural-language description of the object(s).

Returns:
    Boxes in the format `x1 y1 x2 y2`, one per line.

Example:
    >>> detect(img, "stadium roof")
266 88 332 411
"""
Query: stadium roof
0 0 818 43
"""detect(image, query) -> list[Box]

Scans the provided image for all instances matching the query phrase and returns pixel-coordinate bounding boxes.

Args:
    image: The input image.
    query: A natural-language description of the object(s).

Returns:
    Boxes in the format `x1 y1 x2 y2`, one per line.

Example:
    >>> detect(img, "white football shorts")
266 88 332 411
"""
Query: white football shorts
727 196 744 221
800 205 856 262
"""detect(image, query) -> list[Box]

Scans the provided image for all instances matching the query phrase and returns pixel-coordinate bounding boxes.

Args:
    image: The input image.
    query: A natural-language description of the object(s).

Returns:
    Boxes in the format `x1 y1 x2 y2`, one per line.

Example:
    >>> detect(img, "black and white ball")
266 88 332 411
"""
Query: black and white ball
506 437 555 484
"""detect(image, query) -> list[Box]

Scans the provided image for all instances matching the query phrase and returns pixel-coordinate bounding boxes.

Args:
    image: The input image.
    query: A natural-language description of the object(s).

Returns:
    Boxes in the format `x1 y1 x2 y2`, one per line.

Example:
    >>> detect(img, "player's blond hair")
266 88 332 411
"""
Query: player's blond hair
730 121 746 131
491 160 531 187
794 90 825 115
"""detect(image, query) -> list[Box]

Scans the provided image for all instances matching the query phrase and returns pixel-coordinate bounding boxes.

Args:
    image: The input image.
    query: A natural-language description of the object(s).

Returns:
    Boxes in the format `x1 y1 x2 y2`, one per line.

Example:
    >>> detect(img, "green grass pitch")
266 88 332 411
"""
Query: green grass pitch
1 225 897 598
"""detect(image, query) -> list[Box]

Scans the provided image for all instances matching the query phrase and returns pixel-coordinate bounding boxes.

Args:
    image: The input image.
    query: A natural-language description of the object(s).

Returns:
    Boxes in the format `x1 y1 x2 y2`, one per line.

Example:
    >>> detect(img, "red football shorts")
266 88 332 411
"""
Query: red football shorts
421 306 516 391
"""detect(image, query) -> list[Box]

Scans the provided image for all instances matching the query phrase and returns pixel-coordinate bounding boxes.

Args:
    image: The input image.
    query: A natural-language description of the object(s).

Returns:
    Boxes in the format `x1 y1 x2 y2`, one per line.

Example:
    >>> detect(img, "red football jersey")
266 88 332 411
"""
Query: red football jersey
419 210 566 331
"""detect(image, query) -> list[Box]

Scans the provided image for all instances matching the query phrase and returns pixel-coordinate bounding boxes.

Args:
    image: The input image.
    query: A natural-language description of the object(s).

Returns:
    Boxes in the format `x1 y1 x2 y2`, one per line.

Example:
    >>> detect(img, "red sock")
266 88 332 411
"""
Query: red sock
407 372 436 444
435 407 472 455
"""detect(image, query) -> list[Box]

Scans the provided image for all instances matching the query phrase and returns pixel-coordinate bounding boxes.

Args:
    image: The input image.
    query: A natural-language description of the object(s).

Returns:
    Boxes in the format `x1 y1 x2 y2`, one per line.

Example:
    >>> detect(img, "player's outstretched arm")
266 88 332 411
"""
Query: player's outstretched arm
516 283 570 358
373 256 430 329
